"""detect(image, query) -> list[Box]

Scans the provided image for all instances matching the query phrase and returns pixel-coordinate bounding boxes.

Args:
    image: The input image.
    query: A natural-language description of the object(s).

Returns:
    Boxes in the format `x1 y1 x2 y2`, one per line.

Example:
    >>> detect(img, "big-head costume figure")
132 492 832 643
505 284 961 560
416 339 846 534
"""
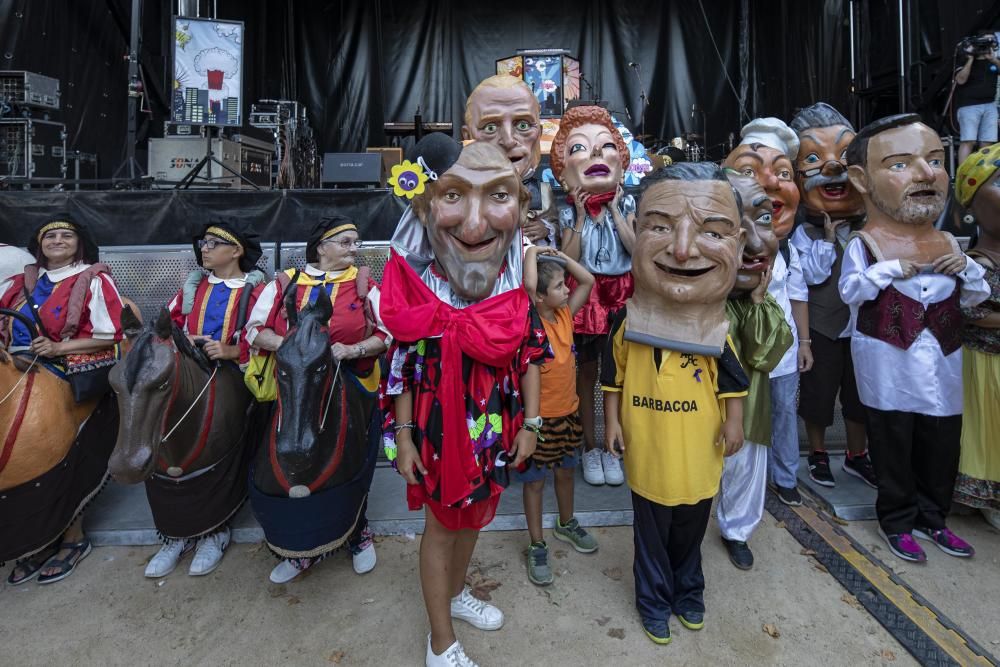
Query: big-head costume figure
463 74 557 246
840 114 989 563
724 117 812 506
601 163 750 636
380 134 549 666
788 103 873 488
550 104 636 486
716 174 794 569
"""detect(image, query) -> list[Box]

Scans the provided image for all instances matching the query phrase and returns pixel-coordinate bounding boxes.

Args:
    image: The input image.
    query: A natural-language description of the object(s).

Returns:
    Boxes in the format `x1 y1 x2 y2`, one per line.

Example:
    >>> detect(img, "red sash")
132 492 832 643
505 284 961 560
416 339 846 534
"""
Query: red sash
380 252 529 506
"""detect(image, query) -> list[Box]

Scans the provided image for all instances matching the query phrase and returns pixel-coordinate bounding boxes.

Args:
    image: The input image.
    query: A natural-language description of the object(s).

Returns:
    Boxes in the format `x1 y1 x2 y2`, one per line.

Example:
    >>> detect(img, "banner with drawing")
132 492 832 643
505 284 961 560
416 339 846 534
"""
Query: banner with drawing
171 17 244 127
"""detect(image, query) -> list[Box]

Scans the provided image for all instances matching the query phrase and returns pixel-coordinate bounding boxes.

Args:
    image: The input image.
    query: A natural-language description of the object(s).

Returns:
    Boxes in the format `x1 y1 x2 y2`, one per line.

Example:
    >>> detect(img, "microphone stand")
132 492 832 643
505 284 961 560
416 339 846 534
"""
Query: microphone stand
630 63 648 139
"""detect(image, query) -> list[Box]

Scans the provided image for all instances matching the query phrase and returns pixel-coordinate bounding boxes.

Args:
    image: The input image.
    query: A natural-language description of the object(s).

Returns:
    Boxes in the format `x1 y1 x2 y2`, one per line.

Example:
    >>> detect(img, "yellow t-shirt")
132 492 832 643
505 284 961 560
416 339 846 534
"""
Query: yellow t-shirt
539 306 580 418
601 312 749 506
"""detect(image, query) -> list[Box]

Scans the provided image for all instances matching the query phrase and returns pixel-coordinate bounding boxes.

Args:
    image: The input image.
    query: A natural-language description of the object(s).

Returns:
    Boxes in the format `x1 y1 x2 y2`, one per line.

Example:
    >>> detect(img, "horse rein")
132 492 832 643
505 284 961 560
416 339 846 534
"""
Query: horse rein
0 354 38 406
318 358 342 434
160 349 218 444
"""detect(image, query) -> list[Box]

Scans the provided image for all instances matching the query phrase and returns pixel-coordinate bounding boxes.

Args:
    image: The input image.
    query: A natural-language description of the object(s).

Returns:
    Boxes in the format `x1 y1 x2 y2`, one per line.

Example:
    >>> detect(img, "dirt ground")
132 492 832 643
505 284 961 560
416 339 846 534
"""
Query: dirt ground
1 512 914 667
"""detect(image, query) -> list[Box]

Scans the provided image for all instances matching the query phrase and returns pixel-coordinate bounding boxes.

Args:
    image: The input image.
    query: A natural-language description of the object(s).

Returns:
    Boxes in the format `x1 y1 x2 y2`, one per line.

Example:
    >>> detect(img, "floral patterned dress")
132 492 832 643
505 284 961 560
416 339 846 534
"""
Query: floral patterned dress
381 307 550 530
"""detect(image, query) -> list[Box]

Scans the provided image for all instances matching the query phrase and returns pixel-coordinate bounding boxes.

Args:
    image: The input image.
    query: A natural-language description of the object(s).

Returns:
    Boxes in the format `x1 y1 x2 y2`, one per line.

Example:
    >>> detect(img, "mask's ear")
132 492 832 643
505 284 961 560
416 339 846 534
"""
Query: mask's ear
848 164 870 196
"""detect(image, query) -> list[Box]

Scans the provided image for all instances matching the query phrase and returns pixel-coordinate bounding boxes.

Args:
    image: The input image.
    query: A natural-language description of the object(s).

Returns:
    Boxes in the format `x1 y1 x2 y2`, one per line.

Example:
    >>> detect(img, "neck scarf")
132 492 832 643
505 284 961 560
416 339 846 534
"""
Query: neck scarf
566 190 615 218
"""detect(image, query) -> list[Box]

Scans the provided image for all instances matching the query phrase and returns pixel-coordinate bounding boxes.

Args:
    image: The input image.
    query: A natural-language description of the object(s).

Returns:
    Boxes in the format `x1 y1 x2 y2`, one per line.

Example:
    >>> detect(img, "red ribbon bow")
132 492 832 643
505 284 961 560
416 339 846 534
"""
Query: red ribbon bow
380 252 529 506
567 190 616 218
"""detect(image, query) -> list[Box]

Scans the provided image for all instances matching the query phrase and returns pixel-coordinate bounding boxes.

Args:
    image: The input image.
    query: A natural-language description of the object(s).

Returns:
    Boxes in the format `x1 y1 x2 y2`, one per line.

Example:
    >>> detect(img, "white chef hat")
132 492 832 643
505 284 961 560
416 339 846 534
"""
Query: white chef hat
739 117 800 161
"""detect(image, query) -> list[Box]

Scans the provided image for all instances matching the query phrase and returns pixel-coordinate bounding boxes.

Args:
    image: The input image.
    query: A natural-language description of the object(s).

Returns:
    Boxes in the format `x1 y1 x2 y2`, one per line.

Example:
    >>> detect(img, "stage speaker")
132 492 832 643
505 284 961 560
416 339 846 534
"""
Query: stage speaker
366 147 403 187
322 152 383 188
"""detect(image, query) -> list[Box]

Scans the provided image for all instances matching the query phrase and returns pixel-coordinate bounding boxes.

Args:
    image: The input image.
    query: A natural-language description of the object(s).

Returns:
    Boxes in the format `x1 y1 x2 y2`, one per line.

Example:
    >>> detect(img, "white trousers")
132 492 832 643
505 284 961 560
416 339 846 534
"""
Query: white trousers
716 441 769 543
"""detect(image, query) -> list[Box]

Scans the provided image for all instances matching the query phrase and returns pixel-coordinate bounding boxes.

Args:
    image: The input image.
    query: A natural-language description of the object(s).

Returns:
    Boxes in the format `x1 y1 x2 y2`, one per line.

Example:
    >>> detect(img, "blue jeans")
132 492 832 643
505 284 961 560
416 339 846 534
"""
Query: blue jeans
768 371 800 488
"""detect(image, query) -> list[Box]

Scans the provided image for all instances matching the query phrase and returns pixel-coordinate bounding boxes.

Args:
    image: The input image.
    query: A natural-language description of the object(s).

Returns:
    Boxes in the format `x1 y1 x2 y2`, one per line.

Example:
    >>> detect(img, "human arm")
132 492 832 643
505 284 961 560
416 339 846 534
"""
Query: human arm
791 300 813 371
955 56 974 85
392 390 427 485
522 211 550 244
603 391 624 455
560 250 595 316
522 244 542 299
510 364 540 467
600 310 627 455
29 335 114 358
244 279 283 351
608 187 636 255
559 189 588 261
720 397 745 457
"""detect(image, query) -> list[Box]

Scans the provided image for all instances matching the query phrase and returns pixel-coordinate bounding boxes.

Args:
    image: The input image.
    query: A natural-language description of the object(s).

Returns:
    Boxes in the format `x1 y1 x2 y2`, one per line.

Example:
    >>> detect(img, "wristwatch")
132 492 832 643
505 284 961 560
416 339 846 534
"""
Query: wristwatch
523 416 543 429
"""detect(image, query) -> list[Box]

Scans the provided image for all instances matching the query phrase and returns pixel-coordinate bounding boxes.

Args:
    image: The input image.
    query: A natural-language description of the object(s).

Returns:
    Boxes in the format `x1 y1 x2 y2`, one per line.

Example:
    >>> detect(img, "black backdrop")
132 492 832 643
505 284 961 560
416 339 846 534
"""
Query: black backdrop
1 0 996 180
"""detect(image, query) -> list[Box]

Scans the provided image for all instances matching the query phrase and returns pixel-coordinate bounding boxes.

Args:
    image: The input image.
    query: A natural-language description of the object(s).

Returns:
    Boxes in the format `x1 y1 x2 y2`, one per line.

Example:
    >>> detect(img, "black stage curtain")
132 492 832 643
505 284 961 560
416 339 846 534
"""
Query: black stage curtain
2 0 745 174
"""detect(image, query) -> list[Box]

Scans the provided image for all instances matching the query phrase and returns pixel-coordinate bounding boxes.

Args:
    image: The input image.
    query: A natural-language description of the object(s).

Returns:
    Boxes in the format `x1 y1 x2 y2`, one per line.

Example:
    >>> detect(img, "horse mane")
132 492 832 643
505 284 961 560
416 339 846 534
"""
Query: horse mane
124 311 213 390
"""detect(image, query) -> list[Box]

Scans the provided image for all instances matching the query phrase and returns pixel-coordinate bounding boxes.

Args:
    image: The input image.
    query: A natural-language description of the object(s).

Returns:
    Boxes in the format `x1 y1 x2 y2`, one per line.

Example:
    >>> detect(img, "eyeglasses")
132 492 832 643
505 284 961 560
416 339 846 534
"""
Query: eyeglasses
198 238 237 250
322 238 363 249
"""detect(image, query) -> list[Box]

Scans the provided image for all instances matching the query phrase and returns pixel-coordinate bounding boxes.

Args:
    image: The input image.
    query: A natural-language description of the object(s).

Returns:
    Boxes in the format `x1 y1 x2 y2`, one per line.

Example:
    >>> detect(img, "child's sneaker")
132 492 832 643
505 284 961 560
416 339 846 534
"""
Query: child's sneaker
641 617 671 645
842 451 878 489
450 585 504 630
553 517 598 553
775 485 803 507
601 451 625 485
426 634 479 667
677 610 705 631
913 526 975 558
526 541 553 586
879 529 927 563
808 451 835 487
583 449 605 485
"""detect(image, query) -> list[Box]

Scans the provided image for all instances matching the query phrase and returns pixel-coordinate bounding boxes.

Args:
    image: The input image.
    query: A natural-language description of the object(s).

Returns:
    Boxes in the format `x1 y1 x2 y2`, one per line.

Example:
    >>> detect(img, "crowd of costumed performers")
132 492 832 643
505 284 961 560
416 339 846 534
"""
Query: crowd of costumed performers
0 74 996 667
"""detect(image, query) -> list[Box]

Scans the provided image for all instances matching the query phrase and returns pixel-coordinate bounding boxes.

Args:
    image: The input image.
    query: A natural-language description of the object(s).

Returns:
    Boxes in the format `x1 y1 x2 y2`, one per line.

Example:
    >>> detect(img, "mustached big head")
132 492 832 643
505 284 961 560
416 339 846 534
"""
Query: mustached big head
790 103 864 218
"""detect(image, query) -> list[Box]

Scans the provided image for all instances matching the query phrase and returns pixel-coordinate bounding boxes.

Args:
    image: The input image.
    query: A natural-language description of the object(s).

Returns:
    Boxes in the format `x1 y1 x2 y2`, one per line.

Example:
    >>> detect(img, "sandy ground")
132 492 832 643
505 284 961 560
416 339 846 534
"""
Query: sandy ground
1 512 913 667
842 510 1000 655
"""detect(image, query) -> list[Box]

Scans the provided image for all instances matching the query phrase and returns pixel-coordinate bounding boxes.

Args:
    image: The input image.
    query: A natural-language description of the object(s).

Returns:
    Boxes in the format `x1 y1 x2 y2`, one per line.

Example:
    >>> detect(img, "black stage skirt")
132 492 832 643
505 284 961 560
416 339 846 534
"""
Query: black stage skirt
144 434 253 540
0 393 118 564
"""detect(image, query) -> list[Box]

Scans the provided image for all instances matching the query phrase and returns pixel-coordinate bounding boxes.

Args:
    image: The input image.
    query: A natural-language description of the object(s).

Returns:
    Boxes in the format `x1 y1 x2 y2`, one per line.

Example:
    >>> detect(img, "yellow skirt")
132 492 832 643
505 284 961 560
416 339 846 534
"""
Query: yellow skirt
955 347 1000 509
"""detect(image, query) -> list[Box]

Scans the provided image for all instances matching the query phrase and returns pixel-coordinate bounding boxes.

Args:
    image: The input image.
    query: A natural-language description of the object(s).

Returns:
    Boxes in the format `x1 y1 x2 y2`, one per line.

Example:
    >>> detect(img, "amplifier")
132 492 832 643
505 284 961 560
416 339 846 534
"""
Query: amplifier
366 147 403 187
0 71 60 110
149 135 274 189
0 118 66 178
322 152 383 188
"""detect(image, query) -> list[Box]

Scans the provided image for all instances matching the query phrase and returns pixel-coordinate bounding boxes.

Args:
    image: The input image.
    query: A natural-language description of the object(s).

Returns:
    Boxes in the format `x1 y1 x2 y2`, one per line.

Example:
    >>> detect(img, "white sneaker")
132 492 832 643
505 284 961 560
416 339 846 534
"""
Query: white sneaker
582 449 605 486
601 451 624 486
188 527 231 576
144 538 194 578
269 557 313 584
983 508 1000 531
426 634 479 667
352 543 377 574
450 585 504 630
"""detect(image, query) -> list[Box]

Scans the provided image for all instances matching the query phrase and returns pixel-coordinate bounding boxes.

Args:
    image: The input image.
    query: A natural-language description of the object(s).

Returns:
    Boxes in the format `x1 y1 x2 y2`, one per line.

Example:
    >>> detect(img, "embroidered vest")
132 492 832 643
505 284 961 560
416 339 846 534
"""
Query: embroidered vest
2 263 112 341
852 232 963 356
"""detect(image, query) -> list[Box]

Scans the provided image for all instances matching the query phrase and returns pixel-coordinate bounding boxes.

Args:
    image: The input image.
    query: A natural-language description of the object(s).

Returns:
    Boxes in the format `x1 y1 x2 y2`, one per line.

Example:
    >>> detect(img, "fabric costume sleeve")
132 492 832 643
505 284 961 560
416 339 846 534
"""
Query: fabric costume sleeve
365 281 392 346
729 295 795 374
520 303 553 371
790 225 837 285
85 273 125 341
558 204 576 230
600 308 628 392
954 255 991 308
962 261 997 319
243 279 280 346
716 336 751 398
237 283 266 367
838 237 906 306
167 288 185 330
786 243 809 303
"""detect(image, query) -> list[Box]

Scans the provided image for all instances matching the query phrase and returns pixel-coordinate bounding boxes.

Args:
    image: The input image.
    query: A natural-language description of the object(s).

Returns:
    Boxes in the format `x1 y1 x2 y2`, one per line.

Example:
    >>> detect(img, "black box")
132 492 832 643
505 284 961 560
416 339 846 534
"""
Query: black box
0 118 66 178
322 153 383 188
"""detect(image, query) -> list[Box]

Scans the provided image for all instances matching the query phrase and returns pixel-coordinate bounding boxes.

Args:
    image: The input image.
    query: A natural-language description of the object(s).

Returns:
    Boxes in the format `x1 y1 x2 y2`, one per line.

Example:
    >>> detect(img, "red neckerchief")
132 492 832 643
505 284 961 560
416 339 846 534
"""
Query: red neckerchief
380 252 529 506
566 190 615 218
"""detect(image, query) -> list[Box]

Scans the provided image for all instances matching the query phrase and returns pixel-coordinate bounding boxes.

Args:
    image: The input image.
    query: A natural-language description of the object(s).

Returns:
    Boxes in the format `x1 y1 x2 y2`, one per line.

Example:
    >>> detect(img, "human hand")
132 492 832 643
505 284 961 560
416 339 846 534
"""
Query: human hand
750 264 772 305
510 428 537 468
330 342 354 361
29 336 60 357
395 436 426 485
822 212 848 242
522 214 549 242
201 340 239 361
797 341 814 372
612 183 624 210
719 419 744 457
604 421 625 457
932 253 967 276
897 260 921 279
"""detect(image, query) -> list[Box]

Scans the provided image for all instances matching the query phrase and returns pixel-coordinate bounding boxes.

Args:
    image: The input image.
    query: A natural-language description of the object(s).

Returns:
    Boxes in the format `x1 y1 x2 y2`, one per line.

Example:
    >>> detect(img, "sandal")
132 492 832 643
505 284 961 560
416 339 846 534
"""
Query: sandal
6 544 60 586
36 539 93 585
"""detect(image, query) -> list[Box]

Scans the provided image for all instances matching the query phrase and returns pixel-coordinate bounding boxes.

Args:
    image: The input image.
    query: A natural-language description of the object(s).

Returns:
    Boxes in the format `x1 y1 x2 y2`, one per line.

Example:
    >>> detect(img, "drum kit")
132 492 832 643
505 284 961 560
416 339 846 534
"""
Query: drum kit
635 132 705 166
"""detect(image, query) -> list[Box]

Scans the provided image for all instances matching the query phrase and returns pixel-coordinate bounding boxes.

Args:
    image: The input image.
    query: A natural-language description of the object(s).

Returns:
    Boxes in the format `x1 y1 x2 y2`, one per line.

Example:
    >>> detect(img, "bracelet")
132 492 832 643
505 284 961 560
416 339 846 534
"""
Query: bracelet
521 423 545 442
393 422 415 433
799 339 812 344
356 342 366 357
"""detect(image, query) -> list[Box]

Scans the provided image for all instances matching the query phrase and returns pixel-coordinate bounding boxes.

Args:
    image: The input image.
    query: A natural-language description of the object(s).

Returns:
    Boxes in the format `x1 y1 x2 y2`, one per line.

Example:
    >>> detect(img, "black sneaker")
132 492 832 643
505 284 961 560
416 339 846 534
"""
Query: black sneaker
721 537 754 570
842 452 878 489
775 485 802 507
808 451 836 487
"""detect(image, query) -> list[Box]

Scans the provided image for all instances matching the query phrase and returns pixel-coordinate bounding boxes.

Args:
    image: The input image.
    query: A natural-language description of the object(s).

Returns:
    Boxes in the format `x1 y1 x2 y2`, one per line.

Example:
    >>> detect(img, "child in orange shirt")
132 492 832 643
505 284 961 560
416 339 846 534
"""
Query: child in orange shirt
519 245 596 586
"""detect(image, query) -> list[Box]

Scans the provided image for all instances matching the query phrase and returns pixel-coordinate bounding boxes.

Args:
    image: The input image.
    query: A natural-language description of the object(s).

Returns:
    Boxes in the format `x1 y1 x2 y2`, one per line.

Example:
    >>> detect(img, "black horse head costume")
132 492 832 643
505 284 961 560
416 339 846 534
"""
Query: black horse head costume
254 287 372 499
